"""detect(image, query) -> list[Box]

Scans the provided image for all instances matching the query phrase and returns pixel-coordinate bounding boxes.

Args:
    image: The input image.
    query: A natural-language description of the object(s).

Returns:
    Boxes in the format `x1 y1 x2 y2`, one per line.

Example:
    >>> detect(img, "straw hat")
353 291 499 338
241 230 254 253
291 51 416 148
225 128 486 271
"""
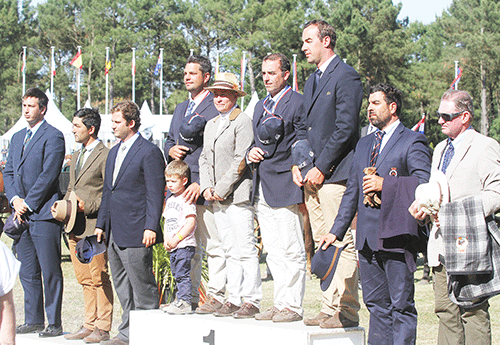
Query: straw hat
205 72 247 97
51 191 78 233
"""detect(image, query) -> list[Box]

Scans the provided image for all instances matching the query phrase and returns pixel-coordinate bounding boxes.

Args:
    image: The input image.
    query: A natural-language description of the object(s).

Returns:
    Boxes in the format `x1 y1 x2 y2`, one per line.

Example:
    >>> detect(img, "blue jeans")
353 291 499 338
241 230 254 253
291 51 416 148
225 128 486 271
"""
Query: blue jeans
170 246 196 302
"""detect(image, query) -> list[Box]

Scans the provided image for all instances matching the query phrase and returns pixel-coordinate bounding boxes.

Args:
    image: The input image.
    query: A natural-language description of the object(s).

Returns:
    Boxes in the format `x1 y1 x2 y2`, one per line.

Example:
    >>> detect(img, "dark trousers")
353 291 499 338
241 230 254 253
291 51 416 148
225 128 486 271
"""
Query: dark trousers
16 219 63 326
359 247 417 345
170 246 195 302
108 234 158 342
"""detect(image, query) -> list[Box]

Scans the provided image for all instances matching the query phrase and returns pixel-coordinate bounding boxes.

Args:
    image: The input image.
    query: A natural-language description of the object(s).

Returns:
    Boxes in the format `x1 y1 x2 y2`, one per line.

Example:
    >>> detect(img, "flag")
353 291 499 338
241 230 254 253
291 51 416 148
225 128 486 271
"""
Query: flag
51 59 56 76
450 66 462 90
411 115 425 134
70 51 82 69
240 55 246 91
21 60 25 72
292 59 298 92
154 52 162 76
105 60 111 75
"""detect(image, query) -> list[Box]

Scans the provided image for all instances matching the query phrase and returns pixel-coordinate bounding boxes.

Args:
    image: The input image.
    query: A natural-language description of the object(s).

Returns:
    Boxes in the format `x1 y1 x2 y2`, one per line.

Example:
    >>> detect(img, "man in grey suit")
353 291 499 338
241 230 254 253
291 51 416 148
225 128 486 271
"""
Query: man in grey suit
62 108 113 343
3 88 65 337
299 19 362 328
410 89 500 345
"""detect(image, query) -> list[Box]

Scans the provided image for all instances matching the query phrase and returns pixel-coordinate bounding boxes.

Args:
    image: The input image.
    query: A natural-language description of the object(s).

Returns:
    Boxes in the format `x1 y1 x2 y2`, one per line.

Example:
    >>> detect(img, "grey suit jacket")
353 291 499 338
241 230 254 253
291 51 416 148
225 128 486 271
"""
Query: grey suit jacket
199 108 253 205
428 129 500 266
65 141 109 238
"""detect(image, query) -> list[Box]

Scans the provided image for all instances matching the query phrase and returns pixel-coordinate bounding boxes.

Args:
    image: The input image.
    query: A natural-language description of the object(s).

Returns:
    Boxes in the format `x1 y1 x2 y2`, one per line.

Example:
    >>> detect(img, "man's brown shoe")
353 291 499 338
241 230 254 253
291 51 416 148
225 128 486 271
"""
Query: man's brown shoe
64 326 92 340
272 308 303 323
233 303 259 319
213 302 240 317
83 327 110 343
319 311 359 329
196 295 223 314
255 306 279 321
101 335 128 345
303 312 331 326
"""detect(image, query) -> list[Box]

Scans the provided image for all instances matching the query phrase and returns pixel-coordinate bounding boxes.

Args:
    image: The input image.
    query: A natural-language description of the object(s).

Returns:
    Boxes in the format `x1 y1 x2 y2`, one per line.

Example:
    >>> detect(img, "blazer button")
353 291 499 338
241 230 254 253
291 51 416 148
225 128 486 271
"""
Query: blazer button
308 127 312 131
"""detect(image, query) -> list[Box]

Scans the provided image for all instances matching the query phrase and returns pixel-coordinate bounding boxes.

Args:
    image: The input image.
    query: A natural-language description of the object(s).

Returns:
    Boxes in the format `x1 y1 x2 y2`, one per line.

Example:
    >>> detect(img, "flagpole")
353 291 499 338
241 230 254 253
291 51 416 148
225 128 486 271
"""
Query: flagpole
76 46 81 110
132 48 136 103
241 51 246 109
105 47 109 115
292 54 297 92
159 48 163 116
50 46 55 96
454 61 459 90
22 46 26 96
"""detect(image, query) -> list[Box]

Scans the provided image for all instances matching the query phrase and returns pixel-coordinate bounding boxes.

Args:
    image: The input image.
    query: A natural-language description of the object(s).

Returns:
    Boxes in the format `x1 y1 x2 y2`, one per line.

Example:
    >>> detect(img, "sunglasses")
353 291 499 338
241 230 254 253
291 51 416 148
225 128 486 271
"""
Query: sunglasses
437 111 465 122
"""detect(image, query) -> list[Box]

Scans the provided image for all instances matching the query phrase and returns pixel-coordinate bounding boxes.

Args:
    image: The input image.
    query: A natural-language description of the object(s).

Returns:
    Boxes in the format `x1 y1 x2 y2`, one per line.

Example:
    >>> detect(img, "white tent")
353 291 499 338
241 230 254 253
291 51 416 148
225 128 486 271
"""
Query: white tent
244 91 260 119
0 90 75 155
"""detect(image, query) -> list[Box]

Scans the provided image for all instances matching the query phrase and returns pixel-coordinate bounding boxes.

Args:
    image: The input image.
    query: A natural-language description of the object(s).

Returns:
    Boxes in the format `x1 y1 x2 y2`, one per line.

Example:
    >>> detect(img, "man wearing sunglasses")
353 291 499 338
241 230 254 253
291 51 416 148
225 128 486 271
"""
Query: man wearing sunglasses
410 89 500 345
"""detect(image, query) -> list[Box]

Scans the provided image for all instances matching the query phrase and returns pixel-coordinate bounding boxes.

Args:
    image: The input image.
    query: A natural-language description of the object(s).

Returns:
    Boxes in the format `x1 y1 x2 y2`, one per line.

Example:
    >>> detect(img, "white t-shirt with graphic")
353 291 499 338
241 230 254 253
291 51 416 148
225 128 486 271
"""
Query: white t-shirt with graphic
162 194 197 251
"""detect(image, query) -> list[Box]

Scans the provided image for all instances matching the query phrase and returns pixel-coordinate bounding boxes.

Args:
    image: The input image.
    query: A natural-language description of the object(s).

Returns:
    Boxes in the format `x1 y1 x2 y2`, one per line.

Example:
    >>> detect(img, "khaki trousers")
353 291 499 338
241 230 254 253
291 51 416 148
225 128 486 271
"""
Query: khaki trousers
68 234 113 331
433 264 491 345
305 182 360 322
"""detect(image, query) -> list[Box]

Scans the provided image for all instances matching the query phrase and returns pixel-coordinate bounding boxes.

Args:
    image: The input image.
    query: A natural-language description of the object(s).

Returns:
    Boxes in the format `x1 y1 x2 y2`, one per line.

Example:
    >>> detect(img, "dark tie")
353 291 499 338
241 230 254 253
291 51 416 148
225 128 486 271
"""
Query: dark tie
370 130 385 167
313 69 322 94
22 129 32 156
75 147 87 177
185 100 195 117
263 98 275 115
440 141 454 173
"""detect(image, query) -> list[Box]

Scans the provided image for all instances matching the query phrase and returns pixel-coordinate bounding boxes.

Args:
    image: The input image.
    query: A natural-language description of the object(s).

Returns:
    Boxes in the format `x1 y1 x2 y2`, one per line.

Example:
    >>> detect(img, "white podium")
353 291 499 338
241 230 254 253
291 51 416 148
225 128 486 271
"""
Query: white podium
130 310 365 345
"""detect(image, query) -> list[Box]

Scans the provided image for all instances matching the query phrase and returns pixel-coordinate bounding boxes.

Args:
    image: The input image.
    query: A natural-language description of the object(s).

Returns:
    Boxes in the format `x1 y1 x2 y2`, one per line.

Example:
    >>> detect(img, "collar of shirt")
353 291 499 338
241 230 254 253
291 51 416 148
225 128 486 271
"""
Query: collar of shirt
189 90 210 109
366 123 377 135
449 126 472 150
119 132 139 156
26 119 45 138
379 119 400 153
318 54 337 74
219 105 238 119
79 139 100 166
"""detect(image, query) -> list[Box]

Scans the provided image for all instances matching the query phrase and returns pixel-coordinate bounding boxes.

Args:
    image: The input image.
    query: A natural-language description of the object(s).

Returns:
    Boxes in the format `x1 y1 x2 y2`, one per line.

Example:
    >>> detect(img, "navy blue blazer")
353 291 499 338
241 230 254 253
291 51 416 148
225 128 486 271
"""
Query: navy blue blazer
303 55 363 184
4 120 65 222
330 122 431 251
250 89 307 208
96 134 166 248
164 93 218 204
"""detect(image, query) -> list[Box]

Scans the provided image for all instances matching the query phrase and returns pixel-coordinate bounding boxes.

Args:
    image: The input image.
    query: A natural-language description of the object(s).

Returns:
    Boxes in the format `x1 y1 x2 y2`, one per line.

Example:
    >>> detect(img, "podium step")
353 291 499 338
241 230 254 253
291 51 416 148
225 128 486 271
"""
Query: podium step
130 310 365 345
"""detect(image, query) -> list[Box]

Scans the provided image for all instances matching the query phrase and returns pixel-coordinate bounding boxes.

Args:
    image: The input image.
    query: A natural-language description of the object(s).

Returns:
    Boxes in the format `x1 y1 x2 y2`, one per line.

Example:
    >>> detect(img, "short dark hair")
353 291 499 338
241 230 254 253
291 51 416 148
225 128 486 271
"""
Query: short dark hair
263 53 290 73
370 83 403 117
110 101 141 131
304 20 337 51
441 89 474 118
23 88 48 115
165 160 191 181
186 55 212 83
73 108 101 136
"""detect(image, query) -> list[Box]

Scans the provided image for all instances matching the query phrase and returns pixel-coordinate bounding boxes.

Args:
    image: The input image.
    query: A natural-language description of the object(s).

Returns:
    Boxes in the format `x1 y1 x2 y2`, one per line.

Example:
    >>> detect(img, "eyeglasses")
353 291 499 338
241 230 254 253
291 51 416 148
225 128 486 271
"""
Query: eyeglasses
437 111 465 122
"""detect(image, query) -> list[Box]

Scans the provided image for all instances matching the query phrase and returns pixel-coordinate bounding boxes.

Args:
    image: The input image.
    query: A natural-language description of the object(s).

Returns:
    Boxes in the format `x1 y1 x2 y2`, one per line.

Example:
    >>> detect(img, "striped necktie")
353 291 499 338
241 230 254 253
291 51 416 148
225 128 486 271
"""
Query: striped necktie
22 129 32 156
370 130 385 166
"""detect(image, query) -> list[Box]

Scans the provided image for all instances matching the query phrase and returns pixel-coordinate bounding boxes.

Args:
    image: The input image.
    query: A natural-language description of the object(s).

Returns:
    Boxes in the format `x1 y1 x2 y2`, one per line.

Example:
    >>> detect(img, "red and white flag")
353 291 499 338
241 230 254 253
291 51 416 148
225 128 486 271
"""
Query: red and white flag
411 115 425 134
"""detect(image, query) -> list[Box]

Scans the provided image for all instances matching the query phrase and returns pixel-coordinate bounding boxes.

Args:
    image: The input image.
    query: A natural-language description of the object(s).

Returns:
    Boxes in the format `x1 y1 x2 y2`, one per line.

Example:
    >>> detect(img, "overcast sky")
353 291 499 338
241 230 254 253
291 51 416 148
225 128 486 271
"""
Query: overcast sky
397 0 453 24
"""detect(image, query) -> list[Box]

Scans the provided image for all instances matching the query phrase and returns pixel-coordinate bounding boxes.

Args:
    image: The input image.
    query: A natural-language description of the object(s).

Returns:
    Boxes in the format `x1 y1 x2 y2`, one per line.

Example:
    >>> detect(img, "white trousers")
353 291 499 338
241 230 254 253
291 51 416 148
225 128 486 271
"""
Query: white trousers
255 191 306 315
213 201 262 307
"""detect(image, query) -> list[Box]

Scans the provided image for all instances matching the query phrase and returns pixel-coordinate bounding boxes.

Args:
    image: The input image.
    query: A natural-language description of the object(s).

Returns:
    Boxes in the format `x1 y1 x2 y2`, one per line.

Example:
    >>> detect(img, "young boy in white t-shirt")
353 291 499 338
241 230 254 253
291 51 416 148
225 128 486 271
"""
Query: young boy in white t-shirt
161 160 197 314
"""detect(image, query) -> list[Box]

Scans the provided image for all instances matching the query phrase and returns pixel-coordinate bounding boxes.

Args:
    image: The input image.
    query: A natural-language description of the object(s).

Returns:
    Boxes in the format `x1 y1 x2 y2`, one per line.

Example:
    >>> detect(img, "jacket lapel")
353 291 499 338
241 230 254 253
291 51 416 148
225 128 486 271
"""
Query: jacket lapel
309 56 340 109
113 135 142 187
20 121 47 166
375 122 404 167
446 129 474 179
75 141 104 184
214 108 242 142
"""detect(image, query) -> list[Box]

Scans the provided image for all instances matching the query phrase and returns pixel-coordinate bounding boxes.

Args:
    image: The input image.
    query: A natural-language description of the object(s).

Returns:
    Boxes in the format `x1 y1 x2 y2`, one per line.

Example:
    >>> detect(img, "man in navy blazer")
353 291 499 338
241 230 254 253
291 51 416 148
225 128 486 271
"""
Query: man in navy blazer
95 101 165 345
299 19 362 328
3 88 65 337
164 55 219 312
320 84 431 344
247 53 307 322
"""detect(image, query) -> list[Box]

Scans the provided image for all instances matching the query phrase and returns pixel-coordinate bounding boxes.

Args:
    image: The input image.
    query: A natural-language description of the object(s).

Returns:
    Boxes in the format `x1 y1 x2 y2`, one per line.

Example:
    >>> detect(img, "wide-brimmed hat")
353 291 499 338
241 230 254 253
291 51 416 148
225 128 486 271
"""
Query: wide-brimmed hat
75 235 107 264
311 244 346 291
205 72 247 97
178 113 207 153
51 191 78 233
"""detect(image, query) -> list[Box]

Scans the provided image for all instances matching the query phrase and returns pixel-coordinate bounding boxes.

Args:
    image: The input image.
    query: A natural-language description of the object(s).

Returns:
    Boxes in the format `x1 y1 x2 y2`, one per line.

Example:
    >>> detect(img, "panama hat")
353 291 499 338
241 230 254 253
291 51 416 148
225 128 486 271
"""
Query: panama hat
205 72 247 97
51 191 78 233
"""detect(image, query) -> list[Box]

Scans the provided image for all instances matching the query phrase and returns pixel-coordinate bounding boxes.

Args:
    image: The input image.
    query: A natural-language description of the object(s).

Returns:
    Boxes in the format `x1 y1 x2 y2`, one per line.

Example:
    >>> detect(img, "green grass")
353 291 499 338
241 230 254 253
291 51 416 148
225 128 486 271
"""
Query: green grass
4 236 500 344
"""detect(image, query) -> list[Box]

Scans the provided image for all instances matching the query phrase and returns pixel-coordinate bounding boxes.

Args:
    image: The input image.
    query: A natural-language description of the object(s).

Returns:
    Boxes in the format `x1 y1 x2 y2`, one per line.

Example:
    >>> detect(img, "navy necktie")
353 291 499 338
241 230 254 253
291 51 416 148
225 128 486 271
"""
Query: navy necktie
440 141 454 173
313 69 322 94
186 100 195 117
22 129 32 156
370 130 385 166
